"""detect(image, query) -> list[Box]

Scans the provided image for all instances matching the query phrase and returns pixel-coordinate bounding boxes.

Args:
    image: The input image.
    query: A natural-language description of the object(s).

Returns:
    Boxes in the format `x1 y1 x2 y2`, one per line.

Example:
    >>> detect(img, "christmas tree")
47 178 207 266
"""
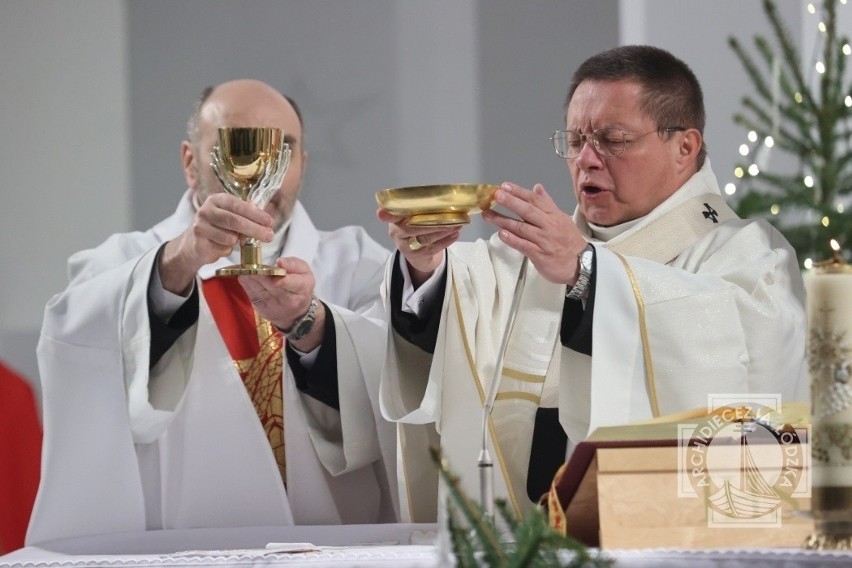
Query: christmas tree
727 0 852 266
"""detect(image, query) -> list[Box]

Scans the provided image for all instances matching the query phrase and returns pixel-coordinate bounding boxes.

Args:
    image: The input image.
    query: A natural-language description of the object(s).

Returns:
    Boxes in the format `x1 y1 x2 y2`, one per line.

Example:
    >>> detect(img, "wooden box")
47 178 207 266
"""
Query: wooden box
557 421 813 549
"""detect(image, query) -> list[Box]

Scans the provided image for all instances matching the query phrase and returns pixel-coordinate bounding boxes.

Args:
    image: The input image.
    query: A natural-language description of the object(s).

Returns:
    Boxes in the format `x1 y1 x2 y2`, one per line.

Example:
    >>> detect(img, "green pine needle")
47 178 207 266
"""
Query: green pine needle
428 446 612 567
728 0 852 263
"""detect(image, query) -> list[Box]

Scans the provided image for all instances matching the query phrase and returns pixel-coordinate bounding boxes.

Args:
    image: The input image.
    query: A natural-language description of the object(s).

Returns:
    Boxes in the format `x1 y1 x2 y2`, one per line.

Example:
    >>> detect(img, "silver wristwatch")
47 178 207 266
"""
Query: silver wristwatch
281 295 319 340
565 244 594 301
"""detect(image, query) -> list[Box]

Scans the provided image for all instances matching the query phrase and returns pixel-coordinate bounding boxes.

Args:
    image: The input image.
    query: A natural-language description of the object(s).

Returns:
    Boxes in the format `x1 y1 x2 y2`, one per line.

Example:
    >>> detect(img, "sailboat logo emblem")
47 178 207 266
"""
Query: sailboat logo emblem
678 397 810 527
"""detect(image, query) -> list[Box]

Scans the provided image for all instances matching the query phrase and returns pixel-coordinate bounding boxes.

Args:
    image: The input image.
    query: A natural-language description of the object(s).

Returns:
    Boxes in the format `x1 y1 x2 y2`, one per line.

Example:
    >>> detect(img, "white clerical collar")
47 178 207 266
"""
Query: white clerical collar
584 159 719 242
588 216 644 241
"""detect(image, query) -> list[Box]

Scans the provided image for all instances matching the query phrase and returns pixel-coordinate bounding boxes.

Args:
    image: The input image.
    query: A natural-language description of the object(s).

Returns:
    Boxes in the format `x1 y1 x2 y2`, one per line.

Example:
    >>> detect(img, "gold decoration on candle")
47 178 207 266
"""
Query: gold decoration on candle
804 239 852 550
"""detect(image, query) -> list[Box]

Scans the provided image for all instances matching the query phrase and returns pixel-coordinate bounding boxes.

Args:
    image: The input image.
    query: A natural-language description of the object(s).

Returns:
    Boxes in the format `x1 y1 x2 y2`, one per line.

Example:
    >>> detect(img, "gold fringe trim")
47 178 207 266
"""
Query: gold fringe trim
501 367 546 383
613 252 660 418
452 279 522 517
495 391 542 405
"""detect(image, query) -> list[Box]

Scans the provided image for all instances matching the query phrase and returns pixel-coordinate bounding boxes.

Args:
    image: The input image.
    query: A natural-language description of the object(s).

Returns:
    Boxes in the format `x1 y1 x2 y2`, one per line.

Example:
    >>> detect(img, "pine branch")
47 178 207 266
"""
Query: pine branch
735 190 777 218
822 0 838 106
729 36 774 103
763 0 816 111
833 34 851 108
447 508 480 567
495 499 520 533
429 446 505 566
732 110 811 157
508 517 547 568
736 98 774 130
429 447 613 567
729 0 852 261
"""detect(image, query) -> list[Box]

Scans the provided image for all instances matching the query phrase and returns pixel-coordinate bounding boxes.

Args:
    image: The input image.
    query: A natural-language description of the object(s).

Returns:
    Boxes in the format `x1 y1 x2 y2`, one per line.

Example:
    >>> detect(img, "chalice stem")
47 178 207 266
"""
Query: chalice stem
240 236 262 267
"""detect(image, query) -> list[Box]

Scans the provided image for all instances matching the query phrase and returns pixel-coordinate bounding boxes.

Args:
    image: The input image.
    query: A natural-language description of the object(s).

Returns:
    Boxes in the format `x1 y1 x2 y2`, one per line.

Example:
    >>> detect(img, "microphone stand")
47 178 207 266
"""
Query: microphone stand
478 256 529 522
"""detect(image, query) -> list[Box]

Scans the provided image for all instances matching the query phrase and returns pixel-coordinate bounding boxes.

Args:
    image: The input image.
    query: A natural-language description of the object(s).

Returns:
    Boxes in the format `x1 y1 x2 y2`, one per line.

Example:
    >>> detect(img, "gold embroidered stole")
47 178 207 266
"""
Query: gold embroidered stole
449 260 564 518
202 277 286 486
603 193 737 264
547 193 739 534
601 192 739 417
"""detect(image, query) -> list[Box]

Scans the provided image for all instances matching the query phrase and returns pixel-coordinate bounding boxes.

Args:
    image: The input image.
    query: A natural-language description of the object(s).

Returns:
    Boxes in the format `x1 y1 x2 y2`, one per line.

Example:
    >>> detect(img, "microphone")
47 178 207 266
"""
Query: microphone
478 256 529 520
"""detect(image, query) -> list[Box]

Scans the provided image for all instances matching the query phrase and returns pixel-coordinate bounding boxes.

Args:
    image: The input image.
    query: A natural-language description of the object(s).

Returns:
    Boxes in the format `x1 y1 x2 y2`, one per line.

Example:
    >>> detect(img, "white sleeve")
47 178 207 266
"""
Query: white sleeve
148 251 195 322
288 343 320 367
399 253 447 317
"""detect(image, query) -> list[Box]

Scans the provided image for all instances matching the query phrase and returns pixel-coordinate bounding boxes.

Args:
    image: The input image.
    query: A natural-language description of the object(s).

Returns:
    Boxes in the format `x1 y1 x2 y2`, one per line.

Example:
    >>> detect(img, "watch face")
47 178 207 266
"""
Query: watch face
284 298 318 339
294 321 312 338
580 249 593 271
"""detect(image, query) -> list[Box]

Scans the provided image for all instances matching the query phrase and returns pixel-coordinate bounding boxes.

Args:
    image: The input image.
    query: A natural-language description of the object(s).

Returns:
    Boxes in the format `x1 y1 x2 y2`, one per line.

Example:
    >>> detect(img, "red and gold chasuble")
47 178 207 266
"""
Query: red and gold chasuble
202 277 286 486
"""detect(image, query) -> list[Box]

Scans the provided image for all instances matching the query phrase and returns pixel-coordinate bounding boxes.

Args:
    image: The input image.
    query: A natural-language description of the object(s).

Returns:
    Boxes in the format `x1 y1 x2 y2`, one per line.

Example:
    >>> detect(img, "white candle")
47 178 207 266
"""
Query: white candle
804 240 852 543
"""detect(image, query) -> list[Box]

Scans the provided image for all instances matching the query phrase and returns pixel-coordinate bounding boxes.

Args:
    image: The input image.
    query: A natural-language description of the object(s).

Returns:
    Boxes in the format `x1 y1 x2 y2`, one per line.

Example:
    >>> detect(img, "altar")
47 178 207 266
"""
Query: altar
0 525 439 567
2 524 852 568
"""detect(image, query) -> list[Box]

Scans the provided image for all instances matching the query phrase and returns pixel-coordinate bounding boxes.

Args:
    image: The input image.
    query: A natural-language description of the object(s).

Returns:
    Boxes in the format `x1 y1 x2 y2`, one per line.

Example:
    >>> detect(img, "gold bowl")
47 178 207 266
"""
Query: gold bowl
375 183 499 226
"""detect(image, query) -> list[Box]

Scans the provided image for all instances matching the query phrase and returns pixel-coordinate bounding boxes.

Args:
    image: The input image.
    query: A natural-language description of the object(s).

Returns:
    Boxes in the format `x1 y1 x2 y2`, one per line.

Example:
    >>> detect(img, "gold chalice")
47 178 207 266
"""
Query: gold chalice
211 127 291 276
375 183 499 226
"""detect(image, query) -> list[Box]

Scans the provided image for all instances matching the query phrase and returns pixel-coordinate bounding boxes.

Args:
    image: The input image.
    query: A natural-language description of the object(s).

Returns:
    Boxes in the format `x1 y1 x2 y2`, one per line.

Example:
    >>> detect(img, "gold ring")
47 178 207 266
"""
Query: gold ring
408 236 424 251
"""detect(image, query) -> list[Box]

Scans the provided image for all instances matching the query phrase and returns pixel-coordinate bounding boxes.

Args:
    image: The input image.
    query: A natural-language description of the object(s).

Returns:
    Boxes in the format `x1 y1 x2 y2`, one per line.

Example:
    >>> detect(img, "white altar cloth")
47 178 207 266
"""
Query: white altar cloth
1 524 439 567
7 525 438 556
2 545 436 567
3 525 852 567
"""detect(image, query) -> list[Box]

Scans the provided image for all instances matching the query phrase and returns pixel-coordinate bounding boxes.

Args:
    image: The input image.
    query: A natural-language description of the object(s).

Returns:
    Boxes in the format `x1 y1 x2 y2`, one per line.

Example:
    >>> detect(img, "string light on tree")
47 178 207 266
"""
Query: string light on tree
727 0 852 267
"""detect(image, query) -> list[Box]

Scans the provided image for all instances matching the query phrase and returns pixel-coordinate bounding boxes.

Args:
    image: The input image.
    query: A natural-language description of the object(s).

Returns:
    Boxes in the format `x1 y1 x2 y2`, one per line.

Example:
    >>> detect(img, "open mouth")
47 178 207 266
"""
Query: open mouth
581 185 604 196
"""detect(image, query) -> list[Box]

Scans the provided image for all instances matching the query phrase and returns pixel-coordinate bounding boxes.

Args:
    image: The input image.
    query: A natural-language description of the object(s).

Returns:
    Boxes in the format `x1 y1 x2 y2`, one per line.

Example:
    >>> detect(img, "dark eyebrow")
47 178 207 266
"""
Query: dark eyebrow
283 134 298 146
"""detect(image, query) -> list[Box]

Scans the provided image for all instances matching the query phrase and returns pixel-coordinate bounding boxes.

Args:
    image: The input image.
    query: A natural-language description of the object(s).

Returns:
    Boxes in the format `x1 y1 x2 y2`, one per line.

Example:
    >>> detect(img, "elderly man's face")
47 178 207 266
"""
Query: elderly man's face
565 79 686 227
190 83 305 232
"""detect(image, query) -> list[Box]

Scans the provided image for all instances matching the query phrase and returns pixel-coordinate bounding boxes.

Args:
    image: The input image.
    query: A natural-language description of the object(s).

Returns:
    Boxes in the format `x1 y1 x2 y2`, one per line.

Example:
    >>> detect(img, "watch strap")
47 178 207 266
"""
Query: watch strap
566 244 594 301
280 295 319 340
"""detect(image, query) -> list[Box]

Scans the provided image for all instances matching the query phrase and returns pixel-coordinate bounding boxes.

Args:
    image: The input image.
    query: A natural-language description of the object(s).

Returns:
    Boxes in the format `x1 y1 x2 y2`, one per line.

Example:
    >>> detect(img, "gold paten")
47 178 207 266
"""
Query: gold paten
375 183 499 226
211 127 291 277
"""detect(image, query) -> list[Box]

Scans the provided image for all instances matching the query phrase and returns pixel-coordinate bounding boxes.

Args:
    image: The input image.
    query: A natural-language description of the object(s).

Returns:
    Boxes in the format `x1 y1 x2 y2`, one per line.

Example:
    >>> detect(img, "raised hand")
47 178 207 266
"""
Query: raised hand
239 257 325 351
159 193 275 295
377 208 462 288
482 182 588 285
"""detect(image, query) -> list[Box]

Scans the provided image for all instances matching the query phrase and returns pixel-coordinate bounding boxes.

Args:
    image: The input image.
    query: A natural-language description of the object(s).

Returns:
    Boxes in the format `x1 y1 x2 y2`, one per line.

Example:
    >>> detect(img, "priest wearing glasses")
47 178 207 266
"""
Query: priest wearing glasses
377 45 807 522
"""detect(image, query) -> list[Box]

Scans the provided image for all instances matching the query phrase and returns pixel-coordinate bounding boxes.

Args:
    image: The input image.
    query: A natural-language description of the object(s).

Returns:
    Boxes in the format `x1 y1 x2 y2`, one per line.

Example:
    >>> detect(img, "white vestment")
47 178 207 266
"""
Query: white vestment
380 162 807 521
28 193 396 545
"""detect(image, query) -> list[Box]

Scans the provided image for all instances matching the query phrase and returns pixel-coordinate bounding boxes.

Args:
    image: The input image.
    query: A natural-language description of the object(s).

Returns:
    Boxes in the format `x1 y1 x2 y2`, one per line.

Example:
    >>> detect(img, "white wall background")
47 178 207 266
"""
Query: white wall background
2 0 838 408
0 0 130 407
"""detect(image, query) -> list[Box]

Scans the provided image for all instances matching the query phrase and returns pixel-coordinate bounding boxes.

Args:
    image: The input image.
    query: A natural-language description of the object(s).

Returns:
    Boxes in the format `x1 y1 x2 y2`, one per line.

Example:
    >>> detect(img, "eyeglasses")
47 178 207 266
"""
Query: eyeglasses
550 127 686 159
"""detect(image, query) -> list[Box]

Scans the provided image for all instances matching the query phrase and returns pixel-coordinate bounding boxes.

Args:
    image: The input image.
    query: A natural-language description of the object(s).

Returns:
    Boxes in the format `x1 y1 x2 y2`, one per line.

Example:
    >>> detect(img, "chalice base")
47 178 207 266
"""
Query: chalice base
409 211 470 227
216 264 286 277
215 241 286 277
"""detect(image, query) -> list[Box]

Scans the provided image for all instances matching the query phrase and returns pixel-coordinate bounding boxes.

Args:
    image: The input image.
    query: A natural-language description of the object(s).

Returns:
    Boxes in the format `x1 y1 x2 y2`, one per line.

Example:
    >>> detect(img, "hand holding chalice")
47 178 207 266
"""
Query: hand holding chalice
210 127 291 276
